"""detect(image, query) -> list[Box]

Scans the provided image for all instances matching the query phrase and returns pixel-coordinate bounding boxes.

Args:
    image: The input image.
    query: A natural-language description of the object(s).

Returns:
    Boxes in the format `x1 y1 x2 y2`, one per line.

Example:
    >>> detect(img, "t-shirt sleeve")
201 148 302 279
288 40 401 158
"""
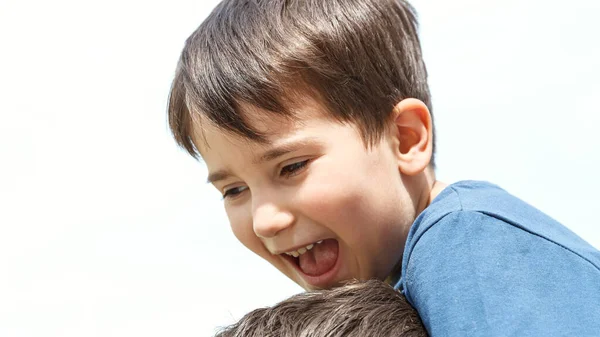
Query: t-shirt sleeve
403 211 600 337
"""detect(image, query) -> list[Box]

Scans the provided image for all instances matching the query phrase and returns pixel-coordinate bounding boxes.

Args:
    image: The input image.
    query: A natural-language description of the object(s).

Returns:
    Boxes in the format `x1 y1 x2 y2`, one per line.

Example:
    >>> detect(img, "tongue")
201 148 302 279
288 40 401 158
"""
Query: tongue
298 239 339 276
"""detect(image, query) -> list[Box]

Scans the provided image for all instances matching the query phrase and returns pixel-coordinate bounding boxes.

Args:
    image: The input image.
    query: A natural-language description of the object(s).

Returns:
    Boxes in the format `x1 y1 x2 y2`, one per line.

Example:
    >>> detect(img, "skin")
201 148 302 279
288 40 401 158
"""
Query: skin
196 96 446 290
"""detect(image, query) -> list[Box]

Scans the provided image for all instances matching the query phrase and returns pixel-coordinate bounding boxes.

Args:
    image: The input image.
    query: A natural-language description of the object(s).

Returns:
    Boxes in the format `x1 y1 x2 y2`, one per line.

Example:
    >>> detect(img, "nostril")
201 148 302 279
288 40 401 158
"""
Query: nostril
253 221 287 238
253 208 295 238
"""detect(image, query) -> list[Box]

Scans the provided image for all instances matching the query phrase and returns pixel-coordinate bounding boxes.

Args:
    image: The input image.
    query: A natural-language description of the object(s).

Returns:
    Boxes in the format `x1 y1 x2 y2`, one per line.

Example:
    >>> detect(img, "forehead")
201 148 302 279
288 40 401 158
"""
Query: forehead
193 96 334 157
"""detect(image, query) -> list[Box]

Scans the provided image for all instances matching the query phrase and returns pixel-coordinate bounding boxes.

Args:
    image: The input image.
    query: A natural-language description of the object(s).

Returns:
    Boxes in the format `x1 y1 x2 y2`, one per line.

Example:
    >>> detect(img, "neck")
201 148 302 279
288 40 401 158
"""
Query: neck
415 168 447 216
386 169 448 286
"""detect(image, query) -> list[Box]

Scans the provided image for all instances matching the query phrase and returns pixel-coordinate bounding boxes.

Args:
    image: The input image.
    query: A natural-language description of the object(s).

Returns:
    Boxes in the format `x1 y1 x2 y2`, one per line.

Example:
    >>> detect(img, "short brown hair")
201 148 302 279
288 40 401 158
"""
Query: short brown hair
214 280 427 337
169 0 434 164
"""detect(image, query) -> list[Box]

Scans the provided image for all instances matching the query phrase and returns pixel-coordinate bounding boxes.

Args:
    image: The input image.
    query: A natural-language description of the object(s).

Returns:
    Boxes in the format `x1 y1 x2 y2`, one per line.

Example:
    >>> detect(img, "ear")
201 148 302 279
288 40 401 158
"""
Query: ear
389 98 433 176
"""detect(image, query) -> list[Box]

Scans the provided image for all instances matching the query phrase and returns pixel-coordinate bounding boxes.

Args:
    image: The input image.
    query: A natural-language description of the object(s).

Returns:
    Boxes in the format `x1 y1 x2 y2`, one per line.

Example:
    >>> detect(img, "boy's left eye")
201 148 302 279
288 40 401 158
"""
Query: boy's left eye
280 160 309 177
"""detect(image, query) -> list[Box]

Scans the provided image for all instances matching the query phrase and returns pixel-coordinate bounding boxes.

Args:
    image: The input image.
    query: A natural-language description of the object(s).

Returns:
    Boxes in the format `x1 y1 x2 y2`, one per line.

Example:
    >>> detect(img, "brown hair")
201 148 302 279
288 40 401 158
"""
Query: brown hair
214 280 427 337
169 0 434 165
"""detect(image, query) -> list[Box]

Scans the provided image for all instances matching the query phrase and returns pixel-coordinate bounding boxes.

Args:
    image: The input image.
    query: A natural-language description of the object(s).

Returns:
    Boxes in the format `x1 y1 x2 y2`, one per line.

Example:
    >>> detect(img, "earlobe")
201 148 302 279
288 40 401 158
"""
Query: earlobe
391 98 433 176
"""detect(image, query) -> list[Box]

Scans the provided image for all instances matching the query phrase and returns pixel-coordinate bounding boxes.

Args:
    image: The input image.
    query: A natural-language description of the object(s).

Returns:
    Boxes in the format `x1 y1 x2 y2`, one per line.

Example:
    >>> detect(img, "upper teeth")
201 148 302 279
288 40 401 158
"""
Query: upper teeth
284 240 323 257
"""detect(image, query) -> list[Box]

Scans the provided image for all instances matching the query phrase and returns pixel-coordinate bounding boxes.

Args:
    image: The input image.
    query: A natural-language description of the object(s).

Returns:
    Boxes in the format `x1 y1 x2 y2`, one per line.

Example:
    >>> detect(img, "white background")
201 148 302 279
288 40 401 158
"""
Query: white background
1 0 598 336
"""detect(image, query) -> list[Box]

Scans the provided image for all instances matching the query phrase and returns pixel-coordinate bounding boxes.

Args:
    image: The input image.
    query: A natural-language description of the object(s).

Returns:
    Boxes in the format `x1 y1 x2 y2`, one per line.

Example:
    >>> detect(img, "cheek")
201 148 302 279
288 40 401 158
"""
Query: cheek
297 159 408 251
227 207 261 253
297 170 379 237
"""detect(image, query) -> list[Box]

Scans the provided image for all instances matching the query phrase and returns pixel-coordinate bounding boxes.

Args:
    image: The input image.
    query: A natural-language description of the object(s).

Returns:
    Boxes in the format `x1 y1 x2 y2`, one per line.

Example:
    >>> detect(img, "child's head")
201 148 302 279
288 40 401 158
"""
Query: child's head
215 280 427 337
169 0 437 290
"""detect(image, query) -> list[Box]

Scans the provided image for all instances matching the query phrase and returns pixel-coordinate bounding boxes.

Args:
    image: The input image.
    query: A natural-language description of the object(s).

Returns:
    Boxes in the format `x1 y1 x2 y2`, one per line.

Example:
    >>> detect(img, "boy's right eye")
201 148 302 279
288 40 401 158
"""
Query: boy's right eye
222 186 248 199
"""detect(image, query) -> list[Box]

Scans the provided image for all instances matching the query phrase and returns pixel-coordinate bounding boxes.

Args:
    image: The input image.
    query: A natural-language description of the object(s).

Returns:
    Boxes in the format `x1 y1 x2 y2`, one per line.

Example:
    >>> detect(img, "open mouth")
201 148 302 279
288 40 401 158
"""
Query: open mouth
281 239 339 278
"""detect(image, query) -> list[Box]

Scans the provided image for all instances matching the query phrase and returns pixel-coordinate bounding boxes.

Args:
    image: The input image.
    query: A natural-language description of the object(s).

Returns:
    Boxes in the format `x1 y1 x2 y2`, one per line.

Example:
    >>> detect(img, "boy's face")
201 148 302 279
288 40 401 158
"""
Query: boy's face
197 98 420 290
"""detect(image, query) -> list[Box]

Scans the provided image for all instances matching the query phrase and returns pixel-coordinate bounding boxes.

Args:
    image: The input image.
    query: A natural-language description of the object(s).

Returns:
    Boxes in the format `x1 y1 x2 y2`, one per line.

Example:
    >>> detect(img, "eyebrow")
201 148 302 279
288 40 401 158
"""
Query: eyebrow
206 170 232 184
206 137 322 184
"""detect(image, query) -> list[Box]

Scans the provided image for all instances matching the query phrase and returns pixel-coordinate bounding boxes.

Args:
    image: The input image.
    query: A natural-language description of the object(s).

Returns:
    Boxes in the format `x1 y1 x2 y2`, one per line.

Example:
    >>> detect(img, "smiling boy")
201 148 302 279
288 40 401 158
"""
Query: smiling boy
197 97 442 290
168 0 600 335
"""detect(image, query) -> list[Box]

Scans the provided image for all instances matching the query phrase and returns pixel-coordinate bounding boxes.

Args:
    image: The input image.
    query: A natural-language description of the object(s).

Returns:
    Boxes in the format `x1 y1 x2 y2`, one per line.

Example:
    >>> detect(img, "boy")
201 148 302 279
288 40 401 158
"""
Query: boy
168 0 600 335
214 280 426 337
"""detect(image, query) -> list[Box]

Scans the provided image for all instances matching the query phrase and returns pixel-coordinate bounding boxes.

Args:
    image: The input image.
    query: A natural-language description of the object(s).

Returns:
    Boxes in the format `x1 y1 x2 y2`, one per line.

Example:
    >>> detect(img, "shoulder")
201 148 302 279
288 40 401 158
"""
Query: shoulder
402 180 600 280
397 181 600 335
404 209 600 285
401 210 600 336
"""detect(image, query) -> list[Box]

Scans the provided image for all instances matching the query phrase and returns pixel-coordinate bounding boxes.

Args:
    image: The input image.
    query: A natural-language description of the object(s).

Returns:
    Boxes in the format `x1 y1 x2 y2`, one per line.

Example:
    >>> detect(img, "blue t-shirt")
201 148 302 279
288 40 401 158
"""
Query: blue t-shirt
393 180 600 337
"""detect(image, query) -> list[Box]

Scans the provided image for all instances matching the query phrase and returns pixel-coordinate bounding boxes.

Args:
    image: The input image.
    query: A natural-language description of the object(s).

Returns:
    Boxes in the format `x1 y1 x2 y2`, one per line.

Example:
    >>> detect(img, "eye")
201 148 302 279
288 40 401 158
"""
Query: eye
222 186 248 200
280 160 309 178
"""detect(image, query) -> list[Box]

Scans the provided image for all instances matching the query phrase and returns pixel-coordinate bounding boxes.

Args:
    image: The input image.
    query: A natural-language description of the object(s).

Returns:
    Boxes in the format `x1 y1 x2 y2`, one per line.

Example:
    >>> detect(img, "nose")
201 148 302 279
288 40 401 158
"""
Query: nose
252 201 295 239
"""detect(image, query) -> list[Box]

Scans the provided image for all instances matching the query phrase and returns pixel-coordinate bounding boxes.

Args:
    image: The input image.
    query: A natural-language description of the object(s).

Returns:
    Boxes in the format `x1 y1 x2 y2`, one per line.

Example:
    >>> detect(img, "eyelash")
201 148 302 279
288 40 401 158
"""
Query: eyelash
279 159 309 177
222 186 247 199
222 160 310 199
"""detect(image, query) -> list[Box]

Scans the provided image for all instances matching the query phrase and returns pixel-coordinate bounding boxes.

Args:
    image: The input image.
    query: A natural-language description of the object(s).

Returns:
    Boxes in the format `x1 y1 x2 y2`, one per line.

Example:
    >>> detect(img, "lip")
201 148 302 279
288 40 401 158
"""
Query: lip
281 239 342 289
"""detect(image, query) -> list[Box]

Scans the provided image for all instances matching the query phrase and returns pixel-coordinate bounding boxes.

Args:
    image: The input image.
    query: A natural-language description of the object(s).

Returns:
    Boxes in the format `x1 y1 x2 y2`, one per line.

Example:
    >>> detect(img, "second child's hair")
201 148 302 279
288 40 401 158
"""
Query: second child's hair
214 279 427 337
169 0 434 164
